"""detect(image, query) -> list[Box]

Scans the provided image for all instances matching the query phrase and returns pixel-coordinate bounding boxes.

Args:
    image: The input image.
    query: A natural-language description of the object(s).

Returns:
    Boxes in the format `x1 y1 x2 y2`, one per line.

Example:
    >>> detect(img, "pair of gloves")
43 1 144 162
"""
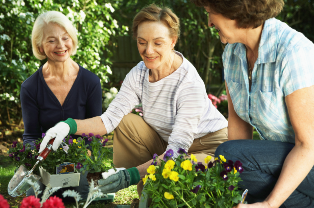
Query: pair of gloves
38 118 140 194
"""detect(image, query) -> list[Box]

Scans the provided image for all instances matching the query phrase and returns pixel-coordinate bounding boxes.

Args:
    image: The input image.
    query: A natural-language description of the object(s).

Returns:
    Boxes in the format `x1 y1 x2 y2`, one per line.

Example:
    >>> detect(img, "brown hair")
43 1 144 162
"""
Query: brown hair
132 4 180 39
191 0 284 28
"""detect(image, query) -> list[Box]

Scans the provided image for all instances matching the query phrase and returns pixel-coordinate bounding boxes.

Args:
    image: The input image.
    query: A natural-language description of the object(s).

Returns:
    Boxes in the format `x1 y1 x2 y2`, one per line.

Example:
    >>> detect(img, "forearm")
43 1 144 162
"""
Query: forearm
266 144 314 207
74 116 107 136
228 116 253 140
137 153 165 178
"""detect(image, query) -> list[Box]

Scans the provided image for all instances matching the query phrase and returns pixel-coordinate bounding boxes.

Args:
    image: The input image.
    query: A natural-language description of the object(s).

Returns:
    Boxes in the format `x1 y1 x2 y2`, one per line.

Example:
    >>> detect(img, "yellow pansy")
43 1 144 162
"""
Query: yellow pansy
204 155 212 164
162 168 171 179
73 139 77 144
164 160 175 170
149 174 156 181
181 160 192 171
219 155 226 163
142 175 149 185
78 146 81 148
234 167 237 174
147 165 156 174
169 171 179 182
191 154 197 163
164 192 174 200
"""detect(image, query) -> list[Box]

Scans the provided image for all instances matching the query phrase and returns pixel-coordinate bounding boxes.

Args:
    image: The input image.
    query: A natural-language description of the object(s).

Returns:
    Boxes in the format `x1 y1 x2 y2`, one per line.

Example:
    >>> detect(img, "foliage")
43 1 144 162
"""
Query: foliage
0 0 128 126
142 149 243 208
79 133 114 174
131 104 143 117
102 87 118 112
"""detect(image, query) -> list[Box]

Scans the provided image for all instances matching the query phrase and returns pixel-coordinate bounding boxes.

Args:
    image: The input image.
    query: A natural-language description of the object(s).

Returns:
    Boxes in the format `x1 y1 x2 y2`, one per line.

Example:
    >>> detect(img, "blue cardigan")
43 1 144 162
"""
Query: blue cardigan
21 64 102 145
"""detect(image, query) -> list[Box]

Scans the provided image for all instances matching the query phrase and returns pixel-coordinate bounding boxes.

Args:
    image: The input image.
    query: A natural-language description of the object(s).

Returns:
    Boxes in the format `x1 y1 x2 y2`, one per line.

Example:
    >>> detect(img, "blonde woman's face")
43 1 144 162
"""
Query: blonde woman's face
137 21 176 71
40 23 73 62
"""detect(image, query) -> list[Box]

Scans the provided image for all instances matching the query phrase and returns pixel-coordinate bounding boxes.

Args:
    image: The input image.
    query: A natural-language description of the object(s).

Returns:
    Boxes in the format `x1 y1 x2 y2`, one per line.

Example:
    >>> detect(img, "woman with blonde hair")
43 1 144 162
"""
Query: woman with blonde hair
38 4 228 196
22 11 102 201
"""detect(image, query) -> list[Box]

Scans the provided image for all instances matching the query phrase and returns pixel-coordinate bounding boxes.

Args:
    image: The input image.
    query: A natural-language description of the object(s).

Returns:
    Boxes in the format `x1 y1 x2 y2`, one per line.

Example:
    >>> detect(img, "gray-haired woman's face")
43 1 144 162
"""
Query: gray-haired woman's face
136 21 177 71
40 23 73 62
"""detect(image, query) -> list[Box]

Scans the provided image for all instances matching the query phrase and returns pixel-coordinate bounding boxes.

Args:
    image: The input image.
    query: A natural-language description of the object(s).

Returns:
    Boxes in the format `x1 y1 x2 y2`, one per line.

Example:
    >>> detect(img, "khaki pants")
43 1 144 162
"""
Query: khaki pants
113 113 228 195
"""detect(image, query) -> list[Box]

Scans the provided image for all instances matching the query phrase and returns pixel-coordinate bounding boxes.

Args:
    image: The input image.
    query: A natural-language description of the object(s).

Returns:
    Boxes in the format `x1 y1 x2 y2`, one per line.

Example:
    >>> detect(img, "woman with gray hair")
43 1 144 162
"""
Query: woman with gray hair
21 11 102 201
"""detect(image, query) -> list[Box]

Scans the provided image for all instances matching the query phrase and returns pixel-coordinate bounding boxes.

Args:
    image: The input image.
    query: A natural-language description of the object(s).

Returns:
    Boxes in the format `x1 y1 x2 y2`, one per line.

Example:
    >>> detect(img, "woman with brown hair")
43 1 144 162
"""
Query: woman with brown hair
38 4 228 196
192 0 314 207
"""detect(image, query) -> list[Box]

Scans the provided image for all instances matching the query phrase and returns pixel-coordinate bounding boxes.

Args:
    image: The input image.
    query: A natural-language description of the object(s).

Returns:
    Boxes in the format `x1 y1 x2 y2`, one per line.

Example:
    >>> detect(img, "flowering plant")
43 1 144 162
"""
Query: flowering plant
208 93 228 118
102 87 118 111
78 133 114 174
131 104 143 117
142 149 243 207
8 134 86 174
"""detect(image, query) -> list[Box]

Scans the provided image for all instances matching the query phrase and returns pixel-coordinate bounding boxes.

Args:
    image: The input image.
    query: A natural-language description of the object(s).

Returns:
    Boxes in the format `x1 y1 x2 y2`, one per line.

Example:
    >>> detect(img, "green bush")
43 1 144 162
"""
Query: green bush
0 0 127 126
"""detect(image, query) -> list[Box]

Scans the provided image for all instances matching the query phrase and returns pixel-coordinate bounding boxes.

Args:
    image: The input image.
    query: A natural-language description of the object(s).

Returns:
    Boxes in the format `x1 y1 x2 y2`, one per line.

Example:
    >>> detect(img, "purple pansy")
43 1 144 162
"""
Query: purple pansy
68 139 73 145
35 144 40 151
19 145 25 152
234 160 243 173
177 148 187 155
89 133 94 137
82 133 86 137
12 141 18 148
163 149 174 161
207 162 214 169
27 152 32 159
195 162 205 172
220 170 228 180
9 153 13 157
223 163 232 172
95 134 101 139
228 185 235 191
102 139 109 146
151 153 158 165
15 157 20 161
76 162 83 170
88 137 92 142
42 133 46 138
191 185 201 194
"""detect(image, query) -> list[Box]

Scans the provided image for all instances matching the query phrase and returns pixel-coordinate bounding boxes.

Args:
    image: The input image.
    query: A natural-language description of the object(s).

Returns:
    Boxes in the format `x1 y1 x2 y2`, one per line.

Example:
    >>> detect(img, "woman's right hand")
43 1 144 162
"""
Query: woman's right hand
38 122 70 153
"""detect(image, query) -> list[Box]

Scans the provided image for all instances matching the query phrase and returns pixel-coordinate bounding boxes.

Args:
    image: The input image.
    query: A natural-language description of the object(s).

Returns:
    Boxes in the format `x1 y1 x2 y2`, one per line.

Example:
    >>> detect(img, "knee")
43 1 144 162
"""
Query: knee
215 140 242 158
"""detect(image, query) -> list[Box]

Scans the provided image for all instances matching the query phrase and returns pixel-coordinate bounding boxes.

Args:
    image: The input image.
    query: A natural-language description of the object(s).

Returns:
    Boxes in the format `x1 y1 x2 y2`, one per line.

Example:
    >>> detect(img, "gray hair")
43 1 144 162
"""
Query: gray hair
31 11 78 60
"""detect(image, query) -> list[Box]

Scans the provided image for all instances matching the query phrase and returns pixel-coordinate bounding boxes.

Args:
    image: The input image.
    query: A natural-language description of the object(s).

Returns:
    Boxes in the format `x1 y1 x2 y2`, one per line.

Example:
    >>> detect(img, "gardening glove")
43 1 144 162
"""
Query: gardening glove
98 167 140 194
39 118 77 153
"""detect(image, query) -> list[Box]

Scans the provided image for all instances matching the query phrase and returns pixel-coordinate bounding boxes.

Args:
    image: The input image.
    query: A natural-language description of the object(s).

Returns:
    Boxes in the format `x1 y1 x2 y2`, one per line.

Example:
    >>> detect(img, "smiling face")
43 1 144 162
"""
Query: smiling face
204 6 239 44
137 21 177 71
40 23 73 63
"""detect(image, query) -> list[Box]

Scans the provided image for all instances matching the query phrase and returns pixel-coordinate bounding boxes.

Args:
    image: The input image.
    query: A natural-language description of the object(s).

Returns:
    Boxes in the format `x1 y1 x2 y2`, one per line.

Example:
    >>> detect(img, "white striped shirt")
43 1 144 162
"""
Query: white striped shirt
100 52 228 158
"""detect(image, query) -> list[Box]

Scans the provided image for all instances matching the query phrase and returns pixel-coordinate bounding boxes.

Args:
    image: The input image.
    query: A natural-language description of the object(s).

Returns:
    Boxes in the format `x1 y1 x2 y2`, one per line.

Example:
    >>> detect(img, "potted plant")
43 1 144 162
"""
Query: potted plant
140 149 243 207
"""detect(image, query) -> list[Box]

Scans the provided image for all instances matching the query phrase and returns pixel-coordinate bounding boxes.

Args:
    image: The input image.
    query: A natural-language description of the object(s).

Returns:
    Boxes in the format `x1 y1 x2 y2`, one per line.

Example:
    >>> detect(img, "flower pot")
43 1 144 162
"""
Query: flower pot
39 166 80 188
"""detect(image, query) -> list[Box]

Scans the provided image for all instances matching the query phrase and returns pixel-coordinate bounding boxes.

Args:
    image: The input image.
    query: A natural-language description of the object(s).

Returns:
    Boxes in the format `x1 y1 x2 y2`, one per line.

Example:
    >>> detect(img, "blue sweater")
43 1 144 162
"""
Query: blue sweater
21 64 102 145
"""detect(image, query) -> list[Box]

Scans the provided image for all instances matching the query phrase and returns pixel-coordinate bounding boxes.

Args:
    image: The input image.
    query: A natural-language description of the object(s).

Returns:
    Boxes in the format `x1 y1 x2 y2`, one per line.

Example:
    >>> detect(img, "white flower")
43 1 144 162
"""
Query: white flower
12 59 17 65
98 21 104 28
0 13 4 19
105 3 115 13
105 92 113 99
110 87 118 94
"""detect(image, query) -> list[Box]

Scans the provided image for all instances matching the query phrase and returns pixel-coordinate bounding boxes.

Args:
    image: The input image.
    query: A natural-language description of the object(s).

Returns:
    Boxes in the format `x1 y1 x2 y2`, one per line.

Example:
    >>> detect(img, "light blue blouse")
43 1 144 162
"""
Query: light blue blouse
223 18 314 143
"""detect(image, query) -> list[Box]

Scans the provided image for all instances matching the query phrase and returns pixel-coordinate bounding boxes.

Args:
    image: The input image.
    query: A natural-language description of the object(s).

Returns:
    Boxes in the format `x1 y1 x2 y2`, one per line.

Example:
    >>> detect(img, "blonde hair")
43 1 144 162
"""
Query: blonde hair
132 4 180 39
31 11 78 60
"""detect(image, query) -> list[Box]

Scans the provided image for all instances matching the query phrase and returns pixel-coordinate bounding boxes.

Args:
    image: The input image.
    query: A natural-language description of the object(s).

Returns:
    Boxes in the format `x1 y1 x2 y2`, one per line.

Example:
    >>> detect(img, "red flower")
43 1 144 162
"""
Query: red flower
20 196 40 208
42 196 65 208
0 194 10 208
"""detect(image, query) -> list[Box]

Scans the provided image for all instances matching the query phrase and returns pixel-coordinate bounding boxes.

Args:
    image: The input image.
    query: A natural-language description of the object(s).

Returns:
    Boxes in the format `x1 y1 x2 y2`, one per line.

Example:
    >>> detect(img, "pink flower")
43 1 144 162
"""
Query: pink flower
0 194 10 208
208 94 221 108
20 196 40 208
219 94 228 101
42 196 65 208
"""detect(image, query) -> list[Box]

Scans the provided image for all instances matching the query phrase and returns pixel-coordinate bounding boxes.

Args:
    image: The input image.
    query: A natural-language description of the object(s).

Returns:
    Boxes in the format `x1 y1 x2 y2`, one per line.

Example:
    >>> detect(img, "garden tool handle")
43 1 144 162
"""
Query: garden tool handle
38 138 55 161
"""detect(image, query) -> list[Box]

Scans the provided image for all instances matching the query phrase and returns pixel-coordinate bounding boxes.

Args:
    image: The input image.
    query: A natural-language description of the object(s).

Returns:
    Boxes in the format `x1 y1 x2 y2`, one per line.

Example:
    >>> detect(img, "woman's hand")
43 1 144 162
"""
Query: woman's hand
233 201 275 208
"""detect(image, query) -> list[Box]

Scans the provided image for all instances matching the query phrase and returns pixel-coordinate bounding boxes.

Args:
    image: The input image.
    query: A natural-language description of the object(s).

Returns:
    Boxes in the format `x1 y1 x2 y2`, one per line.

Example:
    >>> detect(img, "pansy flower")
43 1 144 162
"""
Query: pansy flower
177 148 187 155
191 185 201 194
195 162 205 172
19 145 25 152
89 133 94 137
76 162 83 170
228 185 235 191
220 170 228 180
12 141 18 148
102 138 109 146
164 192 174 200
163 149 174 161
234 160 243 173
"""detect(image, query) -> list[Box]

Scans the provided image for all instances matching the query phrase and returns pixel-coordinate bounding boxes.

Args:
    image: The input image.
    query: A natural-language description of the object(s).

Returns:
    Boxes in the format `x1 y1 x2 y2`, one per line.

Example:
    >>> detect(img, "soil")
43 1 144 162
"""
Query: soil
87 172 102 186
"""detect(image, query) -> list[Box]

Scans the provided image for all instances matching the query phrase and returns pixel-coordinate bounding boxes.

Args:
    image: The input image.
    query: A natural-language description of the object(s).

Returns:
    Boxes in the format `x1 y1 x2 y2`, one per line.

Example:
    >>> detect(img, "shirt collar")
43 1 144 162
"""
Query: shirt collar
232 18 278 64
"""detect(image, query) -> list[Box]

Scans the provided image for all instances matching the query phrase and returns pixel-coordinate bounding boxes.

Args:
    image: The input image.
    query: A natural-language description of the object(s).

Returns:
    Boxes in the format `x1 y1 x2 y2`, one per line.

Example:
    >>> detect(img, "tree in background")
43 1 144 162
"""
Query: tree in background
0 0 127 128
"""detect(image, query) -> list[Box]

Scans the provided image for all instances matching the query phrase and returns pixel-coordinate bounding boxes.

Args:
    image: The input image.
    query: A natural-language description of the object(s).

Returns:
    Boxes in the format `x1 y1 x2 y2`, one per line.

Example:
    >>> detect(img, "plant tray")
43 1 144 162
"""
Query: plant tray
39 166 80 188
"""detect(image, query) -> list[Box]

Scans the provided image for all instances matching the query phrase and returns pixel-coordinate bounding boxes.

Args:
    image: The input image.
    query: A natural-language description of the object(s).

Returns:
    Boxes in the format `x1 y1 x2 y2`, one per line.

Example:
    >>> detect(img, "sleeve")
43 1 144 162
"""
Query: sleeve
166 81 206 159
280 45 314 96
20 85 42 146
85 79 103 118
100 67 140 133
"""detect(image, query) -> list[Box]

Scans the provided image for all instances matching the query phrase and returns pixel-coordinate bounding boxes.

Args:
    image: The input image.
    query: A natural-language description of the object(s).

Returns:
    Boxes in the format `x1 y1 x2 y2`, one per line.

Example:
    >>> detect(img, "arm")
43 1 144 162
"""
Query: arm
236 86 314 208
225 82 253 140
